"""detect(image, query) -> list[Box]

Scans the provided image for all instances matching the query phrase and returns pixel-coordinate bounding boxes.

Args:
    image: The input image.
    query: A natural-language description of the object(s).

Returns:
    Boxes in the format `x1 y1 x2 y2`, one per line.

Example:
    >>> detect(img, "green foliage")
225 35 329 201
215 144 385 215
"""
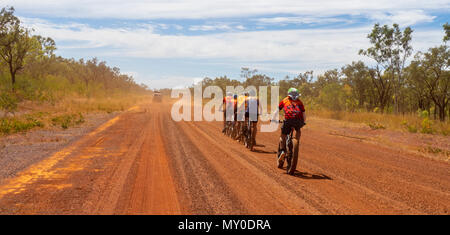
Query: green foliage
419 110 429 119
420 117 433 134
318 83 345 111
51 113 85 129
401 120 417 133
443 22 450 42
0 92 18 115
0 7 148 102
0 116 44 135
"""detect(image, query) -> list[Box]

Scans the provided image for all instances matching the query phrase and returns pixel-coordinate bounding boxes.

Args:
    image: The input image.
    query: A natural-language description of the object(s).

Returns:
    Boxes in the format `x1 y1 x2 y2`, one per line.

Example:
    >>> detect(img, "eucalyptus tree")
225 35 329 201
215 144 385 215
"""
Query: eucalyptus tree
408 44 449 121
359 23 413 113
0 7 36 90
341 61 374 110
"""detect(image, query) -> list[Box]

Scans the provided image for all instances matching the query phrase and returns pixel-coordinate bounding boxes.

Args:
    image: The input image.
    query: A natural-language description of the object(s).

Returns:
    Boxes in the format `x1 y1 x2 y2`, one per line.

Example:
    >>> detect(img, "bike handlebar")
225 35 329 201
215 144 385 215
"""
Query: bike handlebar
271 119 306 124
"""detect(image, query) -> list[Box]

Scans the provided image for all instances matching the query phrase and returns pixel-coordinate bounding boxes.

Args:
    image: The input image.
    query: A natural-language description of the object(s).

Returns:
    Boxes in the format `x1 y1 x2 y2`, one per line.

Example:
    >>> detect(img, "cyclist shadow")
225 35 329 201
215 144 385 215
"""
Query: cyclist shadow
290 170 332 180
252 149 277 154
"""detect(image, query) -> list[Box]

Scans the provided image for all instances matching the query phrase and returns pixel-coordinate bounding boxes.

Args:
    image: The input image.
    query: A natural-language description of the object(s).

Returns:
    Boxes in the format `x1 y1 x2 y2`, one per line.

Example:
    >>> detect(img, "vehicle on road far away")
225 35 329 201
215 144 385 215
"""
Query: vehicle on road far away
153 91 162 102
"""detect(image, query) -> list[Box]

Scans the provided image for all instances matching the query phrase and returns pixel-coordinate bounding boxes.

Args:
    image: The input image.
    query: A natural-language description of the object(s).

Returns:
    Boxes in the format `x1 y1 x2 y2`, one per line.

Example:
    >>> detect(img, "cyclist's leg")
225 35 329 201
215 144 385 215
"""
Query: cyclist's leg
233 112 238 138
280 121 289 152
251 121 257 145
222 109 226 132
279 134 287 151
293 119 302 141
235 121 241 140
295 127 301 140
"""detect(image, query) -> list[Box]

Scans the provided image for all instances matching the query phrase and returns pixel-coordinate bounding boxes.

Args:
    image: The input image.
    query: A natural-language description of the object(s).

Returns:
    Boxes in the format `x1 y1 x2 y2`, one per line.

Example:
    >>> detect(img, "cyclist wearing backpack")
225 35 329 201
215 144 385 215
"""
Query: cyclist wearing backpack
235 92 248 141
245 90 261 146
221 92 234 133
272 88 306 164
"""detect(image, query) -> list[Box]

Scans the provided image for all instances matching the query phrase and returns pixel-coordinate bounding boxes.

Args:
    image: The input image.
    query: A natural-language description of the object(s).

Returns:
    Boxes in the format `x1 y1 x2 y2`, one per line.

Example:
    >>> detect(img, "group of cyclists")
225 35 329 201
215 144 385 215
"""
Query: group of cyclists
221 90 261 151
220 87 306 174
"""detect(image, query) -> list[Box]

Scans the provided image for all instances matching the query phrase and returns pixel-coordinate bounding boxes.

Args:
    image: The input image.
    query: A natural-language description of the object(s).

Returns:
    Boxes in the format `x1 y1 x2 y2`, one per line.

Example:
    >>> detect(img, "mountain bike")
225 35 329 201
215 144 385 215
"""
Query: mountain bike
243 117 254 151
277 120 305 175
225 120 236 138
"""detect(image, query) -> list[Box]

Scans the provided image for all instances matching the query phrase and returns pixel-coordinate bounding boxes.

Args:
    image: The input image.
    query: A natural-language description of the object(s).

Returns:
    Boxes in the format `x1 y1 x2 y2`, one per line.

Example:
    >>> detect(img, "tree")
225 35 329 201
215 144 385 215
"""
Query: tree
408 45 449 121
0 7 36 91
243 74 273 88
443 22 450 43
359 23 413 113
240 67 257 80
342 61 374 110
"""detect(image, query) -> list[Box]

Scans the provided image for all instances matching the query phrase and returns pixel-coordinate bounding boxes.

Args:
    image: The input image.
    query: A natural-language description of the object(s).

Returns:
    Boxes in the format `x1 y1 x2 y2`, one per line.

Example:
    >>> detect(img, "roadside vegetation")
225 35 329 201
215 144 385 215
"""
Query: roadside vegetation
193 23 450 136
0 7 149 135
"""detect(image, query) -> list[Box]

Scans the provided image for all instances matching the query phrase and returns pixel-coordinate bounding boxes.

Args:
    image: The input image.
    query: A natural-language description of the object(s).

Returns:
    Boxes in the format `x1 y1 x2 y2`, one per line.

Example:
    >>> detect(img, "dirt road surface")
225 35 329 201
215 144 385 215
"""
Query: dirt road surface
0 100 448 214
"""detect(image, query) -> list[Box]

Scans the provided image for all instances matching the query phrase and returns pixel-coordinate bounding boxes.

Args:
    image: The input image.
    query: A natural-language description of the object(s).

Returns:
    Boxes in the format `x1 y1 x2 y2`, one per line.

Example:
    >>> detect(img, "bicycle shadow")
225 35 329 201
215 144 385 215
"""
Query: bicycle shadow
289 170 332 180
252 149 277 154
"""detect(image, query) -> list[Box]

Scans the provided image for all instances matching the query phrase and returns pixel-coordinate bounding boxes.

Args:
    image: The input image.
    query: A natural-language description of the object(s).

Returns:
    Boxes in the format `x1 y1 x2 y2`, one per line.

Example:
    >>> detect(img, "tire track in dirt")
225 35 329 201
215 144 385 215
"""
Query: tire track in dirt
161 110 248 214
119 104 181 214
181 121 327 214
184 117 449 214
0 100 448 214
198 117 450 214
0 103 182 214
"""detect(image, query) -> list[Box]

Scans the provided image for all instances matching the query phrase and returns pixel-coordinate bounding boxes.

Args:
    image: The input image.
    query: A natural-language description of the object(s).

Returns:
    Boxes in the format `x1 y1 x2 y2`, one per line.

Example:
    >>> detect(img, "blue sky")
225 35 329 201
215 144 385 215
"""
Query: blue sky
5 0 450 88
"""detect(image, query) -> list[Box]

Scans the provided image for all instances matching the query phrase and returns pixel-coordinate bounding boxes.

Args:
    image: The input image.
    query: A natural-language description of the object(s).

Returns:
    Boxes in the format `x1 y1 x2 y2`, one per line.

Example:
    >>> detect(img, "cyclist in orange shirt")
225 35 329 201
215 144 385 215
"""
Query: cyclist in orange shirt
271 88 306 163
245 90 261 146
221 92 234 133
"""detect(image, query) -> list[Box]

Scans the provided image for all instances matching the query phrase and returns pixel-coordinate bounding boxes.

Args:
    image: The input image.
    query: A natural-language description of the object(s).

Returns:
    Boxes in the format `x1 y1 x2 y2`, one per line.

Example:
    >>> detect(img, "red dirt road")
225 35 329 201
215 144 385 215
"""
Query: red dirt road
0 100 448 214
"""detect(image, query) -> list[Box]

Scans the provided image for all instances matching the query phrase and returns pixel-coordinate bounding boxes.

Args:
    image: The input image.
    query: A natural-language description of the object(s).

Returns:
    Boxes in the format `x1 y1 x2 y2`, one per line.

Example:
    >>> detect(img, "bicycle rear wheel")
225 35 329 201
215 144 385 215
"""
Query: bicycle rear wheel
245 121 252 150
286 138 299 175
277 142 284 169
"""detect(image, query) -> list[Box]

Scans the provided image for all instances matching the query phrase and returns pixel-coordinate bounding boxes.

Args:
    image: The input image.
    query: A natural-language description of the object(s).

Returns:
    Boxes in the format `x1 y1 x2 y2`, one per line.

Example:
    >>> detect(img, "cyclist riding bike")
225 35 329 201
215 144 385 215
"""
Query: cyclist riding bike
221 92 234 133
235 92 248 141
231 94 238 135
271 88 306 165
245 90 261 146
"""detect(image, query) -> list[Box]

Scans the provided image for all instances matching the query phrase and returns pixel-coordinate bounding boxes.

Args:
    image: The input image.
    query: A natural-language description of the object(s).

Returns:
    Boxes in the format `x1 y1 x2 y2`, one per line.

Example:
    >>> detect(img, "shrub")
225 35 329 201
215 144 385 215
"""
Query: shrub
0 117 44 135
51 113 85 129
421 117 433 134
0 92 18 116
368 122 386 130
402 120 418 133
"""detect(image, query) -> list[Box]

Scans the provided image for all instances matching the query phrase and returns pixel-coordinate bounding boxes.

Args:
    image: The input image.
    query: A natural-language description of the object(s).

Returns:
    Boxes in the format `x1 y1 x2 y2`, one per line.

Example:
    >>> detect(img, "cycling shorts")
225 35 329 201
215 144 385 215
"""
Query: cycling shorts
281 119 304 135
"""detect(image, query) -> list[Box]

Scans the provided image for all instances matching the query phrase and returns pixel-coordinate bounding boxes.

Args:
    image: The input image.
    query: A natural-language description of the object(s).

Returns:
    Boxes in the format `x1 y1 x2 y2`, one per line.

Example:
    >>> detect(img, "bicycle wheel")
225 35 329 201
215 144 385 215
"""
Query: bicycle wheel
286 138 299 175
277 142 284 169
244 125 250 148
246 122 253 151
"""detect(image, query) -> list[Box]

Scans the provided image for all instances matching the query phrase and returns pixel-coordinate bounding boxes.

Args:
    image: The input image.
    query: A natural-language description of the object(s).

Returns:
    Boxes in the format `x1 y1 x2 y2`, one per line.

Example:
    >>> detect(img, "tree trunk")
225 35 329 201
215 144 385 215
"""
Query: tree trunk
10 70 16 92
439 105 446 121
434 104 437 120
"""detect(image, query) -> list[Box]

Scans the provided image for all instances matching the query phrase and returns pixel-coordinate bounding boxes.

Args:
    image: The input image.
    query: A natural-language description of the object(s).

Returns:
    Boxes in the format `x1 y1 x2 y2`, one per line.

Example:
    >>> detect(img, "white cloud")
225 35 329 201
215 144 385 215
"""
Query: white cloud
149 75 204 89
369 10 437 26
255 16 352 25
21 17 445 64
189 24 232 31
188 23 247 31
13 1 448 88
5 0 449 19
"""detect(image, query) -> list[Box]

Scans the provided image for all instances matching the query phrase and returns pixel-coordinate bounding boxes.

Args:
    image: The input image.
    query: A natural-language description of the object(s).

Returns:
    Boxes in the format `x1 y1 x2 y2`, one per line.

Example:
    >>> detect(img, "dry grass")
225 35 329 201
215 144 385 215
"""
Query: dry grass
309 109 450 136
1 94 150 135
